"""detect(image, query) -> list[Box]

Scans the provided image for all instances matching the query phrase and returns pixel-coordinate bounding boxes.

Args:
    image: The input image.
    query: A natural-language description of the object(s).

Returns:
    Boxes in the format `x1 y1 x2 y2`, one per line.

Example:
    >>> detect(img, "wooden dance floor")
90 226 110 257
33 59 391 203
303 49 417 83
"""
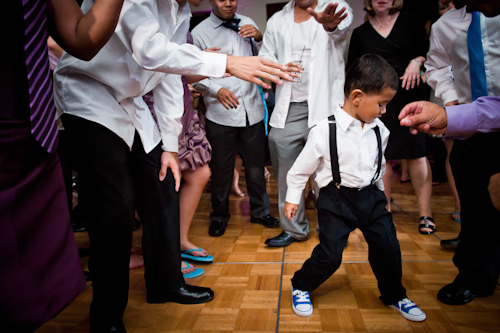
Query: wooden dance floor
37 167 500 333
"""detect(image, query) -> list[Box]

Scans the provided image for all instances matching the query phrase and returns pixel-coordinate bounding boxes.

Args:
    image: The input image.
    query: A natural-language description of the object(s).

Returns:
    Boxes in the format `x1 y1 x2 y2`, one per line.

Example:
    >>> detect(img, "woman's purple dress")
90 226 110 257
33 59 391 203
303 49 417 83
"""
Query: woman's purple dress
144 32 211 171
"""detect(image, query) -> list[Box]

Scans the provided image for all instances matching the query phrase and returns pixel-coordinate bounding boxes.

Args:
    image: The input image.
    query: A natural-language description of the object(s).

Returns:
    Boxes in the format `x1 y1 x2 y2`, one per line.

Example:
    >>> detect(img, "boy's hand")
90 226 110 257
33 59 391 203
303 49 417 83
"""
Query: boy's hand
284 202 299 221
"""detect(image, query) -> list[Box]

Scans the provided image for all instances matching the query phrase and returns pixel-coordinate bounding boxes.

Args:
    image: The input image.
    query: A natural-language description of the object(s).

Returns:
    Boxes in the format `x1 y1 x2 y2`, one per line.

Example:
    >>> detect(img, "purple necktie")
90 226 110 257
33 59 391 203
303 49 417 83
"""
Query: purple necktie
22 0 58 153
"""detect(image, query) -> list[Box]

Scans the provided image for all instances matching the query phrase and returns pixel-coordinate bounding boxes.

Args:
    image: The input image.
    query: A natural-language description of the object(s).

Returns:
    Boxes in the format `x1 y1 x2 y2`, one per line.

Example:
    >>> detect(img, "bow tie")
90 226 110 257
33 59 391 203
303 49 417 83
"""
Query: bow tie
221 18 241 32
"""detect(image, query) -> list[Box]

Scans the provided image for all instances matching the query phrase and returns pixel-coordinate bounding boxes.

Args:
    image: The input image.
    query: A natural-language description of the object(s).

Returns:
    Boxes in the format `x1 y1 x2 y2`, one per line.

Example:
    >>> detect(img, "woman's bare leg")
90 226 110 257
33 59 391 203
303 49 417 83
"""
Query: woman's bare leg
408 157 435 232
180 164 211 256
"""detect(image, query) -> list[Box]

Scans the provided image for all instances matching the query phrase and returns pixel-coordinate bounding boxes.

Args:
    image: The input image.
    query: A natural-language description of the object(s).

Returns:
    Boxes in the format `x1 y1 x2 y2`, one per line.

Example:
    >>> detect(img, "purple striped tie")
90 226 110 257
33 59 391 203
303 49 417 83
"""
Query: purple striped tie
22 0 58 153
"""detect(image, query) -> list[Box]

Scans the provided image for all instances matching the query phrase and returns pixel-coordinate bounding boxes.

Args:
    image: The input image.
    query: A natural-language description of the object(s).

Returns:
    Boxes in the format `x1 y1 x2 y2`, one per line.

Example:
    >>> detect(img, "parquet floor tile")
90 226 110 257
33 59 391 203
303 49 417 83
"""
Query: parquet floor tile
36 167 500 332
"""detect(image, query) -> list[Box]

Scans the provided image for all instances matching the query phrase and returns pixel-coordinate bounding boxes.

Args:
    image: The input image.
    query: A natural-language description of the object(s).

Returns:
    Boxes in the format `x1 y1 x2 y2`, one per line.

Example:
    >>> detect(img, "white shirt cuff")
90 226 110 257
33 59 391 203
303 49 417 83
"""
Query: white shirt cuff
160 133 179 153
285 187 304 205
202 52 227 78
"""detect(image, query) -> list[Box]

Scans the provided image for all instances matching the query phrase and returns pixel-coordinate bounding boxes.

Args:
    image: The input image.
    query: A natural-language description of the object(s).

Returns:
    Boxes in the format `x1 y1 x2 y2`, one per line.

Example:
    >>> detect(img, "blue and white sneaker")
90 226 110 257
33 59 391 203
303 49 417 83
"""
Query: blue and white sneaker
389 298 426 322
292 288 313 317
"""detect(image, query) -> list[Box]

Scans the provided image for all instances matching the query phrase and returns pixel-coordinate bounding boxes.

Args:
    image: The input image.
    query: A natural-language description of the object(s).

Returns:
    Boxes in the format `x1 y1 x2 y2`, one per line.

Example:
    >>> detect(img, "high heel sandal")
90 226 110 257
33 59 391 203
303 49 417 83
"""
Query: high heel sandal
419 216 436 235
231 187 244 197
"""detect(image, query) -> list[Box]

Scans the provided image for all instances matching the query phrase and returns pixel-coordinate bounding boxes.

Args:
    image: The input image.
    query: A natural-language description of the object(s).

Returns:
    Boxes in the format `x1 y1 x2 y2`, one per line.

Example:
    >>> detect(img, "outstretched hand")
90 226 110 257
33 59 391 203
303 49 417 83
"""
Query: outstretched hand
226 56 292 90
399 101 448 135
307 3 348 32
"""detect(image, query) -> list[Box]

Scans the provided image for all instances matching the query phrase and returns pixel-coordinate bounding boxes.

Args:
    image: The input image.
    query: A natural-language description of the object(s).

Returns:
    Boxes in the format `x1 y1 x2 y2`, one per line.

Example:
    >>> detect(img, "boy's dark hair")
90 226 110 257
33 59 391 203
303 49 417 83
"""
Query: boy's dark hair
344 54 399 97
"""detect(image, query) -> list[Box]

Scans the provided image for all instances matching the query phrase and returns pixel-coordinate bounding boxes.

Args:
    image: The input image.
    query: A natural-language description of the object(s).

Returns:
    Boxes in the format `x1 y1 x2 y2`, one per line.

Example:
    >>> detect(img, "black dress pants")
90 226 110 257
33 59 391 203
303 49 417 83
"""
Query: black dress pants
292 183 407 305
450 132 500 295
62 115 184 327
205 119 270 222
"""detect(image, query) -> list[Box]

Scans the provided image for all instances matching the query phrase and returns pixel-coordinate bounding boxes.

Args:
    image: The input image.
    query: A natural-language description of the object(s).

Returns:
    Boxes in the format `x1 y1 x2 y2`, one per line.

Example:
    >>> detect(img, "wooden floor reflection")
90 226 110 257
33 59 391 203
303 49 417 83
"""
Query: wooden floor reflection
37 166 500 333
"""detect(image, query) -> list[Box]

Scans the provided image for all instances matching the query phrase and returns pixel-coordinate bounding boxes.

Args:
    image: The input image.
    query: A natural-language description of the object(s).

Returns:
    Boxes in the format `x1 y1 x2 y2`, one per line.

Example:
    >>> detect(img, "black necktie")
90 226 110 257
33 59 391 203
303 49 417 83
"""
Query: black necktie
221 18 255 56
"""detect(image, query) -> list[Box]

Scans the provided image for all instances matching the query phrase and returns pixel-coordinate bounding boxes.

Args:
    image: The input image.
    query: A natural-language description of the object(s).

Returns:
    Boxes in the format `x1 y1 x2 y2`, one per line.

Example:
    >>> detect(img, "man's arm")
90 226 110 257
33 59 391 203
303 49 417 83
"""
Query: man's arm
47 0 124 60
258 16 279 63
151 75 183 189
116 2 290 90
398 96 500 138
445 96 500 138
286 127 324 205
425 24 459 105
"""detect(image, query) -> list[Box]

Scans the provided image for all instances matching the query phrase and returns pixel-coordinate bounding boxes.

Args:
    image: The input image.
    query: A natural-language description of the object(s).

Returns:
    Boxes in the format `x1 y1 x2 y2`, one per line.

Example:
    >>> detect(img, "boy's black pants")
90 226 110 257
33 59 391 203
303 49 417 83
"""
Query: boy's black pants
291 182 407 305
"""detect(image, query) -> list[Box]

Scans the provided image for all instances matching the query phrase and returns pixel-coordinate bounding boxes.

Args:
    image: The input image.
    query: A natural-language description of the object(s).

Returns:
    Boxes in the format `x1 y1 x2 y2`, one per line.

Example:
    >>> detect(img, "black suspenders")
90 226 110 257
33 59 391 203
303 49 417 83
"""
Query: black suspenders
328 114 382 189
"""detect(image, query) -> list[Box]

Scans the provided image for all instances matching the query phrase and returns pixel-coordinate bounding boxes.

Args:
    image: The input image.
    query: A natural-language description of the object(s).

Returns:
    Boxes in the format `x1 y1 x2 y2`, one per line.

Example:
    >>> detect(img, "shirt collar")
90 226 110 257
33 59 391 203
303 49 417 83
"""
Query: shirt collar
334 105 378 133
460 6 468 20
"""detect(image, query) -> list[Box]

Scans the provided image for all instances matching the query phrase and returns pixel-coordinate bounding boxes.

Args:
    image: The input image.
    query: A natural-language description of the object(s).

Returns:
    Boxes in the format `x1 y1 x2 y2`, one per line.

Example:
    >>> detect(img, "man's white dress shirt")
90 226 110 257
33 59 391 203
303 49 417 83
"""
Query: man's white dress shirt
286 106 389 205
54 0 227 153
191 12 264 127
259 0 353 129
426 7 500 105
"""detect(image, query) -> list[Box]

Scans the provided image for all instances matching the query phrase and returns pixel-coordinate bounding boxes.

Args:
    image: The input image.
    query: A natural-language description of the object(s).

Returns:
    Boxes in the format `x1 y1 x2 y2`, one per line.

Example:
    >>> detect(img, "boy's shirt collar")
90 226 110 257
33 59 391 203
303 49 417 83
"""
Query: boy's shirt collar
335 105 378 133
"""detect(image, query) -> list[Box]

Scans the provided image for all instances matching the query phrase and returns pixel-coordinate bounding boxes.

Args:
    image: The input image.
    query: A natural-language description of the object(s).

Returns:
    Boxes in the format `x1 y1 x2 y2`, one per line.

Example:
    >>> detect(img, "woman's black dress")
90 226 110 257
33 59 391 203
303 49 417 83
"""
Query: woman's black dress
347 11 430 160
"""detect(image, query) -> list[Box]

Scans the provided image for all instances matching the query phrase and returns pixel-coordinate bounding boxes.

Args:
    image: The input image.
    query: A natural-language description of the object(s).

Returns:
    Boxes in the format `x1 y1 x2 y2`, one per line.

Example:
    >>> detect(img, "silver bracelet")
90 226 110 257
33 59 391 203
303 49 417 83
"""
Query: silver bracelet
411 59 422 66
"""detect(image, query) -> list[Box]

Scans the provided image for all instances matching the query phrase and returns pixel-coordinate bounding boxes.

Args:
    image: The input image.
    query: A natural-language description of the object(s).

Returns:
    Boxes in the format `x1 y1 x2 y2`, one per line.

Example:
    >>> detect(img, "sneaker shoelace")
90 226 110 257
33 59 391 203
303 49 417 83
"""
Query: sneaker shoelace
293 289 310 303
399 298 417 309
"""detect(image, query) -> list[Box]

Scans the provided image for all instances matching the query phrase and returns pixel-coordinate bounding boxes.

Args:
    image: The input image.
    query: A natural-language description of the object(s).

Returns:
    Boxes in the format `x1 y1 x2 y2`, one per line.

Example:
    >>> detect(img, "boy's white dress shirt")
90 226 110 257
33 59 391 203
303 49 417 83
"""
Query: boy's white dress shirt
258 0 353 129
286 106 389 205
54 0 227 154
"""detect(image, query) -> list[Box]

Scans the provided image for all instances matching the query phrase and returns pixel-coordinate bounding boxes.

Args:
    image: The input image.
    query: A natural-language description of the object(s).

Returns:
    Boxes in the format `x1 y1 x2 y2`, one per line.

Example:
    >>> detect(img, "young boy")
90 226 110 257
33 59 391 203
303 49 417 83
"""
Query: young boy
284 54 426 322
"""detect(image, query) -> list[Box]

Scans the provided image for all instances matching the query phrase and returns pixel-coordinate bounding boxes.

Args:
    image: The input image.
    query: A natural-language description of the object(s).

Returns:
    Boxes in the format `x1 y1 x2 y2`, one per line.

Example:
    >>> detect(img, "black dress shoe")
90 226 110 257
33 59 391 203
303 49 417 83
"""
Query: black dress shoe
84 270 92 282
209 220 227 237
251 214 280 228
90 321 126 333
265 231 303 247
437 283 479 305
147 284 214 304
440 237 460 250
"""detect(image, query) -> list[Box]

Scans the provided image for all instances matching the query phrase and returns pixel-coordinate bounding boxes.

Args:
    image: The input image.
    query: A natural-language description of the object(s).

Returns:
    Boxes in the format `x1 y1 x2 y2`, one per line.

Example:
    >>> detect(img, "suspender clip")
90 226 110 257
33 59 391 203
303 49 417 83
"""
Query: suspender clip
335 182 341 189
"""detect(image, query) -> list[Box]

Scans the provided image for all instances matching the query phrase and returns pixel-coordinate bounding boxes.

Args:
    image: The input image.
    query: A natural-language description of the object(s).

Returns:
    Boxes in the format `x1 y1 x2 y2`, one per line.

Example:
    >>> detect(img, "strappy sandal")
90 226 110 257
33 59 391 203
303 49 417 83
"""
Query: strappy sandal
451 212 461 223
419 216 436 235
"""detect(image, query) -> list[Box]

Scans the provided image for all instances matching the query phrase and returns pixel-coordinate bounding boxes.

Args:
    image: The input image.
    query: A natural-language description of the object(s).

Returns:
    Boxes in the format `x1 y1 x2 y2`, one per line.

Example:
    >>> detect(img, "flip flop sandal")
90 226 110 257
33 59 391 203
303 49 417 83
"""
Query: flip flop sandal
181 247 214 262
419 216 436 235
451 212 461 223
181 261 204 279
